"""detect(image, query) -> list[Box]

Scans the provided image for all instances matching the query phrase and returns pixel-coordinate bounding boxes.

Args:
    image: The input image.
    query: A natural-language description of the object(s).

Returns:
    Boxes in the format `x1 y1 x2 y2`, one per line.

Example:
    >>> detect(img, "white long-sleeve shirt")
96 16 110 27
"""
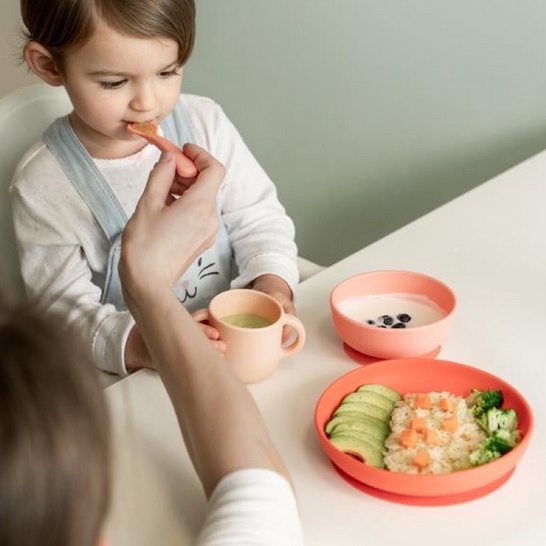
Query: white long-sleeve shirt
10 94 298 376
197 469 304 545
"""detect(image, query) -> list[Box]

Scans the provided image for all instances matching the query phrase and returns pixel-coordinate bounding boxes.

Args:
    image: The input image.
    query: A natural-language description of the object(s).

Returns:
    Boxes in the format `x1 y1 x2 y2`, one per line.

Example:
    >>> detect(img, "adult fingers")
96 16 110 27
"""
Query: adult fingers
141 151 177 207
169 176 195 197
171 145 225 217
182 143 225 190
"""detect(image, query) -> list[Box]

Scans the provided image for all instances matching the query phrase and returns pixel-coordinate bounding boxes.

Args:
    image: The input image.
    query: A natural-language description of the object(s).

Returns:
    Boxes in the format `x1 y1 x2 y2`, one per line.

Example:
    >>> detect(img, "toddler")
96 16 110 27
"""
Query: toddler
11 0 299 375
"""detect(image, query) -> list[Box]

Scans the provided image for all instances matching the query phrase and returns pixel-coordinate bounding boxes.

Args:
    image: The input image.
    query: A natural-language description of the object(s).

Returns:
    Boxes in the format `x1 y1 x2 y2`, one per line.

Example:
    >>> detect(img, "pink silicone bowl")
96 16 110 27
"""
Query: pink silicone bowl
314 358 533 503
330 270 456 359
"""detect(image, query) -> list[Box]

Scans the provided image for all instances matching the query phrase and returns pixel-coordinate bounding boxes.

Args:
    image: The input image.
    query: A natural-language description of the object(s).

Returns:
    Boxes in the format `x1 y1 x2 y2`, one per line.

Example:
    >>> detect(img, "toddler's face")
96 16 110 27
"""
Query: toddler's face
60 20 183 159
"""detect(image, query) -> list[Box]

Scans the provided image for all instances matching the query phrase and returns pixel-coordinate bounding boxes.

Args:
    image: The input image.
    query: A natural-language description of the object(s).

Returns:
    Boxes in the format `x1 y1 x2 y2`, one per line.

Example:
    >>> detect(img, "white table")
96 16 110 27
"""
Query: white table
105 149 546 546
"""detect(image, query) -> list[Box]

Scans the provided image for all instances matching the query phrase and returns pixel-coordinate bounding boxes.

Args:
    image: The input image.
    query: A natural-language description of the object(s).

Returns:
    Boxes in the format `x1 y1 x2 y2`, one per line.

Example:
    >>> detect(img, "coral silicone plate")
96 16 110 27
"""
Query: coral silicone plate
314 358 533 505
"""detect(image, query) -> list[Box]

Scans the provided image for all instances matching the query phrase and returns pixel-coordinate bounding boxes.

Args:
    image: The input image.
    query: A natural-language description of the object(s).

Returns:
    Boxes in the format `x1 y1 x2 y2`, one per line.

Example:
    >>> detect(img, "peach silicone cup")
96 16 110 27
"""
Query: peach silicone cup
192 289 306 384
330 270 456 360
127 121 198 178
314 358 533 505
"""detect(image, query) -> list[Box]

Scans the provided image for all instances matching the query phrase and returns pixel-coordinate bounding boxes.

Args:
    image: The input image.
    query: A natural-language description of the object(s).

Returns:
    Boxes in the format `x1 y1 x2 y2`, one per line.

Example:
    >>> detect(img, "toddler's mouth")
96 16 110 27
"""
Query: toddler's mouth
126 121 197 177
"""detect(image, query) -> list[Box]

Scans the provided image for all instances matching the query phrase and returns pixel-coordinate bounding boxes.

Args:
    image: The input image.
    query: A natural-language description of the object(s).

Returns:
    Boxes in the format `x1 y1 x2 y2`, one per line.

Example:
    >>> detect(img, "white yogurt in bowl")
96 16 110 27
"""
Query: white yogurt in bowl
338 293 446 329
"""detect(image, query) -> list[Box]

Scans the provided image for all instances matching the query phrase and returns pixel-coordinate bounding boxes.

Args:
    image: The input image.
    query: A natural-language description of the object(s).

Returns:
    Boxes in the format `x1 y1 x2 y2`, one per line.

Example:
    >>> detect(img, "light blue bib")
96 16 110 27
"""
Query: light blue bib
43 101 234 312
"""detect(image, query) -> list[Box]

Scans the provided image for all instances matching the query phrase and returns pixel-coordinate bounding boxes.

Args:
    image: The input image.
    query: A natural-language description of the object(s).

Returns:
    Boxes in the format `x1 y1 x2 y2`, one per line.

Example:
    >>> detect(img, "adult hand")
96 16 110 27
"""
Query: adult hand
120 144 225 304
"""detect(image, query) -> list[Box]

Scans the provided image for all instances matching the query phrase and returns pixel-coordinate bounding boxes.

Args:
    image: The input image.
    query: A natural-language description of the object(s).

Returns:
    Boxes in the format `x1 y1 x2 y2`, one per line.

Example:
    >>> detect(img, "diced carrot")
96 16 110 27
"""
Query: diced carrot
414 394 431 409
439 398 454 412
424 428 440 445
399 428 418 448
442 415 458 432
412 449 430 469
410 417 427 432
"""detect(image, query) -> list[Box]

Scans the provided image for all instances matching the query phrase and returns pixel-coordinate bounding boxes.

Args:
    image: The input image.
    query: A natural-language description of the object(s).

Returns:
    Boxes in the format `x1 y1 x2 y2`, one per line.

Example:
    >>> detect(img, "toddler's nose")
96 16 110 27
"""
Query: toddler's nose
130 83 157 113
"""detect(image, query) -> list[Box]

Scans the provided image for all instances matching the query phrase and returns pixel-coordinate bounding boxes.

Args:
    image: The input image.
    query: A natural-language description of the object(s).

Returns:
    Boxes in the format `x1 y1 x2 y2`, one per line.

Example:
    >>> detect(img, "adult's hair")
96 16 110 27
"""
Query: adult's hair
20 0 196 68
0 303 110 546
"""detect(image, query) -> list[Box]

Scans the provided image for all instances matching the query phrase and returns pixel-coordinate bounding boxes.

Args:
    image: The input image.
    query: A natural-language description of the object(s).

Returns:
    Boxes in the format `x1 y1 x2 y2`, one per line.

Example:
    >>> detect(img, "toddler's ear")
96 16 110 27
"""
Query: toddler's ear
23 41 64 86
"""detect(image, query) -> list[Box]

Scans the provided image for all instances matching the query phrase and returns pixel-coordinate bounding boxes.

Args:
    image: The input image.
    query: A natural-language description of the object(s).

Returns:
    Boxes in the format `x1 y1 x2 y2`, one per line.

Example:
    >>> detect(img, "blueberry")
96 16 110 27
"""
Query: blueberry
381 315 394 326
397 313 411 323
366 319 375 325
392 322 406 329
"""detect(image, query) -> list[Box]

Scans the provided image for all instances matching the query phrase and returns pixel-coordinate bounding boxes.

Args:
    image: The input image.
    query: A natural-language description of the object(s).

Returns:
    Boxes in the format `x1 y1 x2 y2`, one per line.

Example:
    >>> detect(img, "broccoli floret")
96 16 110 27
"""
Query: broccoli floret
485 431 516 454
493 428 521 449
469 429 519 466
467 390 521 467
478 407 518 434
466 389 504 418
469 444 502 466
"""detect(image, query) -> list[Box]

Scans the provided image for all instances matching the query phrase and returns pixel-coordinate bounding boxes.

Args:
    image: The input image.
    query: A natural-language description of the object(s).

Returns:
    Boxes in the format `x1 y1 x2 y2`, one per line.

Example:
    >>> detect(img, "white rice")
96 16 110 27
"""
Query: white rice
384 391 487 475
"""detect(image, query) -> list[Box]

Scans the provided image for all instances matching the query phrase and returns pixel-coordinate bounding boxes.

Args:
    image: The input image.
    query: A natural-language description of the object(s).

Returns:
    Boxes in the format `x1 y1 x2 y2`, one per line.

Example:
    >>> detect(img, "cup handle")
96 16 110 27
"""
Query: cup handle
280 314 306 358
192 308 210 324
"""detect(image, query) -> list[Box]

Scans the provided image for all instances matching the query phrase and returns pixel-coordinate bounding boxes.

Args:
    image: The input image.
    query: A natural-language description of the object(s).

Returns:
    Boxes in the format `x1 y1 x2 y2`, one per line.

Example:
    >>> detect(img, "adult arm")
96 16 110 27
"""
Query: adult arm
119 146 294 496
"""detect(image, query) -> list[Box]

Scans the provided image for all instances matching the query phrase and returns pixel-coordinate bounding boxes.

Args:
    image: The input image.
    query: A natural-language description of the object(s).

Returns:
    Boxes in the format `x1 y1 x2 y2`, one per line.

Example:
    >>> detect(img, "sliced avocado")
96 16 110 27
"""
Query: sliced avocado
329 434 385 469
329 429 385 452
324 412 390 438
328 418 390 442
357 383 401 403
342 391 396 412
334 401 391 423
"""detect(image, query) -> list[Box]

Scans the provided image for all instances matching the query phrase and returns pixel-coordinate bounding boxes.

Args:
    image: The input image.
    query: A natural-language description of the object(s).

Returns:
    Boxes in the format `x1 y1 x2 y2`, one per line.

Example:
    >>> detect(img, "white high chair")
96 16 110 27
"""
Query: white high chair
0 84 72 303
0 83 324 304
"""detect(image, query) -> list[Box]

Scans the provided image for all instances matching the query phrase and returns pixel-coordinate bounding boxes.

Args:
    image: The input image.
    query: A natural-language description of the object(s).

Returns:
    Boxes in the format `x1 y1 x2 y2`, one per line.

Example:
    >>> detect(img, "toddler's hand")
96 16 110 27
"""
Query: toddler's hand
250 274 295 316
198 322 226 356
124 324 153 372
250 274 296 342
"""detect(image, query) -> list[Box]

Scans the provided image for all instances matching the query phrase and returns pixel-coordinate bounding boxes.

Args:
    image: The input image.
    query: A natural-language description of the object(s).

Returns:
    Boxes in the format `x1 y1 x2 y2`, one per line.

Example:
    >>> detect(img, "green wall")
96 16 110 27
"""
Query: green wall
184 0 546 265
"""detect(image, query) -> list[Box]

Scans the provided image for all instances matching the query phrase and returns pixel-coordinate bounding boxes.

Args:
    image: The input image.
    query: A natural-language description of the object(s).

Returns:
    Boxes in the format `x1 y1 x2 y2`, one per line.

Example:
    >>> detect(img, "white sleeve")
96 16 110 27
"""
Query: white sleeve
187 97 300 293
196 469 304 546
10 145 133 376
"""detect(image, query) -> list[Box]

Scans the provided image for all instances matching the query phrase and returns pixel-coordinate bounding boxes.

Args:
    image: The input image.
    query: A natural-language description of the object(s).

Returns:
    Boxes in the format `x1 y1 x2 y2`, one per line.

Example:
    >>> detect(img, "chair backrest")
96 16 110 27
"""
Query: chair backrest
0 83 72 303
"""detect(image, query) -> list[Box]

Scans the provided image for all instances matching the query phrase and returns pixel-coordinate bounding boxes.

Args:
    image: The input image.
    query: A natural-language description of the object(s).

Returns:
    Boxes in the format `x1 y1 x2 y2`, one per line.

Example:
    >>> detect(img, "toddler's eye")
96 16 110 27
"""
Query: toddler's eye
160 68 181 78
100 79 126 90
